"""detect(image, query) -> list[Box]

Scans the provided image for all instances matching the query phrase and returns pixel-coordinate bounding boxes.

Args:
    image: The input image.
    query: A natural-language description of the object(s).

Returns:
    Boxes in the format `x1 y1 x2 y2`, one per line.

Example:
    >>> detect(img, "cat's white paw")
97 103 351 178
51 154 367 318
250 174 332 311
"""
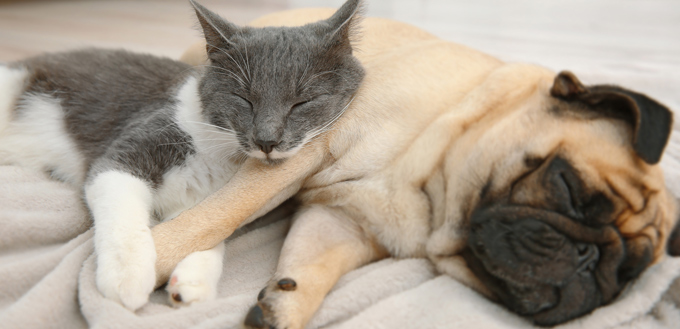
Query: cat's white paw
87 171 158 310
166 243 225 307
166 273 216 307
95 229 157 311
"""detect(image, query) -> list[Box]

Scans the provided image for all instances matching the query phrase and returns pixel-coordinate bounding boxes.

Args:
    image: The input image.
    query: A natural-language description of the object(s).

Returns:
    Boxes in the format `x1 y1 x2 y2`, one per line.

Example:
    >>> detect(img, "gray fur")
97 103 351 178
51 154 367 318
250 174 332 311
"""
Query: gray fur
12 49 196 187
192 0 364 159
7 0 364 188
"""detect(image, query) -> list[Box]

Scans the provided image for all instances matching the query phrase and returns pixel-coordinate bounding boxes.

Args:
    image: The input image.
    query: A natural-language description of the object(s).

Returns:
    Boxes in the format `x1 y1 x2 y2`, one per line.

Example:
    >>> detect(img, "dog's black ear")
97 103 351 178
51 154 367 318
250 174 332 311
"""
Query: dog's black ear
551 71 673 164
551 71 588 99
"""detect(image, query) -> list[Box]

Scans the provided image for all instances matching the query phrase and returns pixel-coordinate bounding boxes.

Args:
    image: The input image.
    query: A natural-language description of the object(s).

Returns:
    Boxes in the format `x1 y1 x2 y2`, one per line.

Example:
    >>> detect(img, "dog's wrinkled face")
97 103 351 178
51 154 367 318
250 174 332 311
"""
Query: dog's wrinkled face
430 70 678 326
464 153 655 325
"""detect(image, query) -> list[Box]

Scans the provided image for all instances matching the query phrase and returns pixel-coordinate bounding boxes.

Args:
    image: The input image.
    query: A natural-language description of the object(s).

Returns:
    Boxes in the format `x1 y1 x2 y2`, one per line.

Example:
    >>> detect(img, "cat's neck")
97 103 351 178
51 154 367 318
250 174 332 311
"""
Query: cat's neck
174 76 242 164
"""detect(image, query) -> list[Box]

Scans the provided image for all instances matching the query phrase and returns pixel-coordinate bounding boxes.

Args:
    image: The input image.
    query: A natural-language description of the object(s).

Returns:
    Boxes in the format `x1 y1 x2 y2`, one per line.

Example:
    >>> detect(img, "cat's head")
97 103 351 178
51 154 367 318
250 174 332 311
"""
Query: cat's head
191 0 364 163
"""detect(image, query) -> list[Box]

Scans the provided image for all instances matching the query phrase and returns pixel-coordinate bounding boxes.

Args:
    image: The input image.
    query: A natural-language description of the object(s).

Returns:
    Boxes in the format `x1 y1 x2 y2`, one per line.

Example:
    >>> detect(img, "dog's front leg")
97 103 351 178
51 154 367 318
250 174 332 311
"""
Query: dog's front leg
152 142 325 285
244 205 385 329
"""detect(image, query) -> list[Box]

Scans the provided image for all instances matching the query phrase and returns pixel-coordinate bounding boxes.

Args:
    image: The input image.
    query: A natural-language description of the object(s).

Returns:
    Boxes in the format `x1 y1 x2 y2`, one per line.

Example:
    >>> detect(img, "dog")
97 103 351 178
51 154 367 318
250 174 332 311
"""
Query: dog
154 8 680 327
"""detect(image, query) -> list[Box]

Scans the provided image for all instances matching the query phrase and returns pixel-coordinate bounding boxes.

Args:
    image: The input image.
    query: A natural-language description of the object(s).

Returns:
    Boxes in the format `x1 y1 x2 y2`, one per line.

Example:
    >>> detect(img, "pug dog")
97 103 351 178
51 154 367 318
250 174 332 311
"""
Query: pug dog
153 7 680 328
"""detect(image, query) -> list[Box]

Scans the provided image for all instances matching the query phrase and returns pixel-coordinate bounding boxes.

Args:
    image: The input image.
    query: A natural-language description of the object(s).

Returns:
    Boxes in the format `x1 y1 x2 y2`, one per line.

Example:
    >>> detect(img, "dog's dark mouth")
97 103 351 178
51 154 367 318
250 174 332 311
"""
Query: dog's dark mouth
457 153 660 326
463 205 624 326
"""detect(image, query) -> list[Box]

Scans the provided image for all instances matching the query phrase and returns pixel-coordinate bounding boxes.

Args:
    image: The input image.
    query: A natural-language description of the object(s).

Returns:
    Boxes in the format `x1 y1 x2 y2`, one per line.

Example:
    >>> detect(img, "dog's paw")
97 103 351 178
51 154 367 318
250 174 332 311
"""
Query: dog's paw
166 245 224 307
244 278 305 329
95 232 157 310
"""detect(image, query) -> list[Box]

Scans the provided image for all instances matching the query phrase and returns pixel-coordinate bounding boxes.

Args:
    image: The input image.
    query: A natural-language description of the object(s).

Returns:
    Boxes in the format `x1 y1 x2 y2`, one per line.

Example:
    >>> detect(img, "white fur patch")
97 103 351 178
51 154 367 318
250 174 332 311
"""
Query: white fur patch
85 171 157 311
0 92 86 186
152 78 243 308
247 140 307 161
154 77 241 221
270 141 307 160
166 242 225 306
0 66 27 132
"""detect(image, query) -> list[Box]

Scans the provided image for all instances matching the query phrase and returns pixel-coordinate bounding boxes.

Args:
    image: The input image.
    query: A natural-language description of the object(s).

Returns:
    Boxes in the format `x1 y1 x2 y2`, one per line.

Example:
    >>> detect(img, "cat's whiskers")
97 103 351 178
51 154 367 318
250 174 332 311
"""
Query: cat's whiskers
193 137 239 145
224 39 251 84
152 122 182 136
200 142 240 155
155 123 200 145
240 37 252 83
190 128 236 138
156 141 191 147
306 96 354 141
220 148 246 165
193 132 238 146
215 71 247 89
286 96 354 157
206 42 250 86
185 120 236 134
176 118 242 162
230 150 250 164
196 64 247 88
154 137 235 148
194 140 241 164
296 62 311 91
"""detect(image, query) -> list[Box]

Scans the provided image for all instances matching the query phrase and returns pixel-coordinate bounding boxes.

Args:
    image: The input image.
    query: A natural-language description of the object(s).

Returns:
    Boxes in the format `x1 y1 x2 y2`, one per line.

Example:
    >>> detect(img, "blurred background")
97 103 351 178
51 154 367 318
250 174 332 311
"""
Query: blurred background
0 0 678 112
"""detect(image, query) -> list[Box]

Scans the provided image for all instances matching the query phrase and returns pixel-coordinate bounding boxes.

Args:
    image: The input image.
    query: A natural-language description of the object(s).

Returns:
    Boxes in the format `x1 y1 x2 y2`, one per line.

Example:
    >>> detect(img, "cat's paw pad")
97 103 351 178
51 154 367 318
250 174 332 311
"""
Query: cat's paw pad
244 278 302 329
95 239 157 310
165 245 224 307
166 273 217 307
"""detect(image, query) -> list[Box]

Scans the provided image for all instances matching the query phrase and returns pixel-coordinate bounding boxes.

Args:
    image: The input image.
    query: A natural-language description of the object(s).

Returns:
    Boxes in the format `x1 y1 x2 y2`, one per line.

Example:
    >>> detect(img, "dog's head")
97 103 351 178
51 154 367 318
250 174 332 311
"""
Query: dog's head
428 67 679 326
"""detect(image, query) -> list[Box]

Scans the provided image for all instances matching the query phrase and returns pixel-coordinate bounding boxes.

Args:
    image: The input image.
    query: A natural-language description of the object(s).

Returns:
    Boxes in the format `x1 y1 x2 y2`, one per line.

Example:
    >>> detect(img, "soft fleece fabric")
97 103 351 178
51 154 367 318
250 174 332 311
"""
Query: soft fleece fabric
2 147 680 329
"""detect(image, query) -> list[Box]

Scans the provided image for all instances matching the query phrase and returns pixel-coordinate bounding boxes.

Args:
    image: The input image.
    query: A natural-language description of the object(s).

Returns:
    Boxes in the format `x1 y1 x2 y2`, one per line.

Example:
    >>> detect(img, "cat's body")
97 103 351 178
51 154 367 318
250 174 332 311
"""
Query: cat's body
1 50 235 215
0 0 363 310
0 49 244 309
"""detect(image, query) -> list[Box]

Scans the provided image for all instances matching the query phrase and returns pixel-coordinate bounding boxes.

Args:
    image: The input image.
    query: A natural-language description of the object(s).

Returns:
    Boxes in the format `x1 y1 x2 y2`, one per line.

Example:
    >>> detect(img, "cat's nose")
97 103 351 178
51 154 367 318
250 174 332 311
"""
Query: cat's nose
255 140 279 154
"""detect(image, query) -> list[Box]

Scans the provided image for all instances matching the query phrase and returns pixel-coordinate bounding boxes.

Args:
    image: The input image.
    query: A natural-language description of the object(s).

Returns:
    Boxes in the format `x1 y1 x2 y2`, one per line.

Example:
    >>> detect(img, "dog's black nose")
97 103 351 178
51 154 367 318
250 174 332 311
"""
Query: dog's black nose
255 140 279 154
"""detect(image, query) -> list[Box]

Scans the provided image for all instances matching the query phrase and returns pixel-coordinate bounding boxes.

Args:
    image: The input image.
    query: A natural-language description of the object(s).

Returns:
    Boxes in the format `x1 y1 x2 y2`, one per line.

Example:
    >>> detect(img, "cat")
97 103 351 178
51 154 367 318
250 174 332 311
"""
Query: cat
0 0 363 310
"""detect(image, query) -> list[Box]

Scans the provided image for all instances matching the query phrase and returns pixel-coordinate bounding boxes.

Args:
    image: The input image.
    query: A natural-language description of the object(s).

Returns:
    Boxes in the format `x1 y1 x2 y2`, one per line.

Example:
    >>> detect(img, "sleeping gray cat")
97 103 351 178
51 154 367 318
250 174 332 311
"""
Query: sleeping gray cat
0 0 363 310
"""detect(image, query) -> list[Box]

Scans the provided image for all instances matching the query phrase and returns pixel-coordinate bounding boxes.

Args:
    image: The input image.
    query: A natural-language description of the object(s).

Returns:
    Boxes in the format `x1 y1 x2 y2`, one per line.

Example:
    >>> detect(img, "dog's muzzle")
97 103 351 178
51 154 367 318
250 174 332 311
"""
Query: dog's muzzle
464 204 626 326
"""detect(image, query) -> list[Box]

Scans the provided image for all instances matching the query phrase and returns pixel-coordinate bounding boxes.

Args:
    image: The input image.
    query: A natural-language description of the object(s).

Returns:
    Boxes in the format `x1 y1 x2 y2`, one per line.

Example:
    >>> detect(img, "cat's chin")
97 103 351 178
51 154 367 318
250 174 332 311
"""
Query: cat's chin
247 150 290 166
260 157 287 166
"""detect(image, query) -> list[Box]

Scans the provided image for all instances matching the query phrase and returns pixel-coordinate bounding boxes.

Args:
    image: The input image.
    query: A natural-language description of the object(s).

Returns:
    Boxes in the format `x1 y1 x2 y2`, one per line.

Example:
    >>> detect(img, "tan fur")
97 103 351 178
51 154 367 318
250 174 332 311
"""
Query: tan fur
156 8 678 328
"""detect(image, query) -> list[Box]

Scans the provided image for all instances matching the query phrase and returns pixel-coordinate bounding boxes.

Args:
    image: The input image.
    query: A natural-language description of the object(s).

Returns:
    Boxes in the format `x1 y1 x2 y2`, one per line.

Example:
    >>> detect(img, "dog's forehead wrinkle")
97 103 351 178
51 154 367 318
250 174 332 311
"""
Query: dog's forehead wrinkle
481 205 619 244
523 154 546 169
556 138 662 223
600 169 650 215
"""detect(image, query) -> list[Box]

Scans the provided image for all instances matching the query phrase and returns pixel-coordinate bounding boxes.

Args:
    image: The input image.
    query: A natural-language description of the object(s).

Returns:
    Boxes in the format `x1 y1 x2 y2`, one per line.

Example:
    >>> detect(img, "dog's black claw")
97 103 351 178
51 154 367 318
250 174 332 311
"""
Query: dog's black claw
257 287 266 301
277 278 297 291
244 305 265 328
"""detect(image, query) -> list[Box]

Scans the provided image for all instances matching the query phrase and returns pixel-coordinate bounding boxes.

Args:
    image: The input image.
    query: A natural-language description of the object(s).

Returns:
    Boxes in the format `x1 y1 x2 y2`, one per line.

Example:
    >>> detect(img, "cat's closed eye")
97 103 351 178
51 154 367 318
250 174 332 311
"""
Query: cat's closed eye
292 100 311 110
230 94 252 110
292 95 329 111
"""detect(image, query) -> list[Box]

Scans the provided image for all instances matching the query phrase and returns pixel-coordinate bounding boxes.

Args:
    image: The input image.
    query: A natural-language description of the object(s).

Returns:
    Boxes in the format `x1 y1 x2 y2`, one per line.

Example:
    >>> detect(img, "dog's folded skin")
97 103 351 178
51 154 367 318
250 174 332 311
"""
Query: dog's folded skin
156 9 680 328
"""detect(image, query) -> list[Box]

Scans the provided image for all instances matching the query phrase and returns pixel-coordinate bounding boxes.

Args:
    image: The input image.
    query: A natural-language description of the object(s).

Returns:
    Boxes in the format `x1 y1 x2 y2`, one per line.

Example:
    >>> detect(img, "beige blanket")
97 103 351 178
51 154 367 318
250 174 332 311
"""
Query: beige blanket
2 154 680 329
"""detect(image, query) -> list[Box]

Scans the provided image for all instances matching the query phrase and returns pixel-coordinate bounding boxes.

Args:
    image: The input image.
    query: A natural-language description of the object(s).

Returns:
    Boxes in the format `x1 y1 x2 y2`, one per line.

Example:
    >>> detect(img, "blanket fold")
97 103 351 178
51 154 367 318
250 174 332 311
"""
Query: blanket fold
1 161 680 329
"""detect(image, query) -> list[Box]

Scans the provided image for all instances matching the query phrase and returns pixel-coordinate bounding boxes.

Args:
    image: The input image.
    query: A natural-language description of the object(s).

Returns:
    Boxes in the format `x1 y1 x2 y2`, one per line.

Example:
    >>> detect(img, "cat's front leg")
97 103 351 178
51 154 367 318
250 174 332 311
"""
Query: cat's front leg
166 241 225 306
244 205 384 329
85 171 157 311
152 143 325 285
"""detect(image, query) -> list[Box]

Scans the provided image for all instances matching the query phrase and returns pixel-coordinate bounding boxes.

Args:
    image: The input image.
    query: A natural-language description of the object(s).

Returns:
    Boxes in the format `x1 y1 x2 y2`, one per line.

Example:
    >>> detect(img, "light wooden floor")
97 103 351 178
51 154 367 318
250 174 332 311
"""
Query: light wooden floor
1 0 678 113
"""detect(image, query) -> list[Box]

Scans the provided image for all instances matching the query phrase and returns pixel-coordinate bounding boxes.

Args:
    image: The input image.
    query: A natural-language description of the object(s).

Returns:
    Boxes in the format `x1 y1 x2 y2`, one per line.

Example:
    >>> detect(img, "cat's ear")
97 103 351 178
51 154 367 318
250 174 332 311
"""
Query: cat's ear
321 0 363 54
189 0 240 57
